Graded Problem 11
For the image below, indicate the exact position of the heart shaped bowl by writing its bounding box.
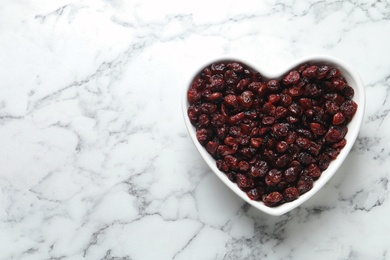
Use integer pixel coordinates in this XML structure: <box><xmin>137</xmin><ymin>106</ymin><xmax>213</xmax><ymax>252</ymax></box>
<box><xmin>182</xmin><ymin>55</ymin><xmax>365</xmax><ymax>216</ymax></box>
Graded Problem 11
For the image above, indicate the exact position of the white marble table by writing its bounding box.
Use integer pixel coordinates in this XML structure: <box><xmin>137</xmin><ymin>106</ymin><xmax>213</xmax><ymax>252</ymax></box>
<box><xmin>1</xmin><ymin>1</ymin><xmax>389</xmax><ymax>259</ymax></box>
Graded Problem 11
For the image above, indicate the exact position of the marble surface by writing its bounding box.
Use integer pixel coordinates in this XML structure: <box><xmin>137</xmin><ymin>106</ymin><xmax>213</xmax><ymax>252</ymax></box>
<box><xmin>1</xmin><ymin>0</ymin><xmax>390</xmax><ymax>259</ymax></box>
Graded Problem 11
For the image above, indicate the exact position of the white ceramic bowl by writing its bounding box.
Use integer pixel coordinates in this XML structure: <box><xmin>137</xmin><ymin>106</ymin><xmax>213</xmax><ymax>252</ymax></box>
<box><xmin>182</xmin><ymin>55</ymin><xmax>365</xmax><ymax>216</ymax></box>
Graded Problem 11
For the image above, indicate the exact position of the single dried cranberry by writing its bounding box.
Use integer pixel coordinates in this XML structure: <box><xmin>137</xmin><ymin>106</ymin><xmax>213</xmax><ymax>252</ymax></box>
<box><xmin>325</xmin><ymin>101</ymin><xmax>339</xmax><ymax>115</ymax></box>
<box><xmin>332</xmin><ymin>139</ymin><xmax>347</xmax><ymax>149</ymax></box>
<box><xmin>272</xmin><ymin>123</ymin><xmax>289</xmax><ymax>137</ymax></box>
<box><xmin>248</xmin><ymin>82</ymin><xmax>261</xmax><ymax>93</ymax></box>
<box><xmin>302</xmin><ymin>65</ymin><xmax>318</xmax><ymax>78</ymax></box>
<box><xmin>236</xmin><ymin>174</ymin><xmax>255</xmax><ymax>190</ymax></box>
<box><xmin>263</xmin><ymin>102</ymin><xmax>276</xmax><ymax>116</ymax></box>
<box><xmin>299</xmin><ymin>98</ymin><xmax>313</xmax><ymax>109</ymax></box>
<box><xmin>263</xmin><ymin>192</ymin><xmax>283</xmax><ymax>207</ymax></box>
<box><xmin>216</xmin><ymin>125</ymin><xmax>228</xmax><ymax>140</ymax></box>
<box><xmin>275</xmin><ymin>154</ymin><xmax>291</xmax><ymax>168</ymax></box>
<box><xmin>187</xmin><ymin>88</ymin><xmax>201</xmax><ymax>104</ymax></box>
<box><xmin>310</xmin><ymin>123</ymin><xmax>327</xmax><ymax>135</ymax></box>
<box><xmin>332</xmin><ymin>77</ymin><xmax>346</xmax><ymax>90</ymax></box>
<box><xmin>317</xmin><ymin>65</ymin><xmax>329</xmax><ymax>79</ymax></box>
<box><xmin>206</xmin><ymin>141</ymin><xmax>219</xmax><ymax>156</ymax></box>
<box><xmin>210</xmin><ymin>75</ymin><xmax>225</xmax><ymax>91</ymax></box>
<box><xmin>285</xmin><ymin>131</ymin><xmax>297</xmax><ymax>144</ymax></box>
<box><xmin>239</xmin><ymin>91</ymin><xmax>254</xmax><ymax>108</ymax></box>
<box><xmin>283</xmin><ymin>70</ymin><xmax>300</xmax><ymax>85</ymax></box>
<box><xmin>297</xmin><ymin>176</ymin><xmax>314</xmax><ymax>195</ymax></box>
<box><xmin>198</xmin><ymin>114</ymin><xmax>210</xmax><ymax>128</ymax></box>
<box><xmin>257</xmin><ymin>82</ymin><xmax>268</xmax><ymax>97</ymax></box>
<box><xmin>288</xmin><ymin>103</ymin><xmax>302</xmax><ymax>116</ymax></box>
<box><xmin>187</xmin><ymin>105</ymin><xmax>199</xmax><ymax>124</ymax></box>
<box><xmin>343</xmin><ymin>86</ymin><xmax>354</xmax><ymax>99</ymax></box>
<box><xmin>296</xmin><ymin>129</ymin><xmax>313</xmax><ymax>139</ymax></box>
<box><xmin>276</xmin><ymin>141</ymin><xmax>288</xmax><ymax>153</ymax></box>
<box><xmin>211</xmin><ymin>114</ymin><xmax>226</xmax><ymax>128</ymax></box>
<box><xmin>317</xmin><ymin>154</ymin><xmax>331</xmax><ymax>171</ymax></box>
<box><xmin>200</xmin><ymin>103</ymin><xmax>217</xmax><ymax>114</ymax></box>
<box><xmin>227</xmin><ymin>62</ymin><xmax>244</xmax><ymax>73</ymax></box>
<box><xmin>216</xmin><ymin>159</ymin><xmax>229</xmax><ymax>172</ymax></box>
<box><xmin>340</xmin><ymin>100</ymin><xmax>358</xmax><ymax>119</ymax></box>
<box><xmin>196</xmin><ymin>128</ymin><xmax>210</xmax><ymax>144</ymax></box>
<box><xmin>262</xmin><ymin>116</ymin><xmax>276</xmax><ymax>125</ymax></box>
<box><xmin>280</xmin><ymin>94</ymin><xmax>293</xmax><ymax>107</ymax></box>
<box><xmin>211</xmin><ymin>63</ymin><xmax>226</xmax><ymax>74</ymax></box>
<box><xmin>308</xmin><ymin>141</ymin><xmax>321</xmax><ymax>156</ymax></box>
<box><xmin>224</xmin><ymin>94</ymin><xmax>238</xmax><ymax>107</ymax></box>
<box><xmin>307</xmin><ymin>164</ymin><xmax>321</xmax><ymax>179</ymax></box>
<box><xmin>296</xmin><ymin>137</ymin><xmax>310</xmax><ymax>149</ymax></box>
<box><xmin>224</xmin><ymin>70</ymin><xmax>239</xmax><ymax>85</ymax></box>
<box><xmin>283</xmin><ymin>187</ymin><xmax>299</xmax><ymax>202</ymax></box>
<box><xmin>250</xmin><ymin>137</ymin><xmax>263</xmax><ymax>148</ymax></box>
<box><xmin>284</xmin><ymin>167</ymin><xmax>300</xmax><ymax>182</ymax></box>
<box><xmin>224</xmin><ymin>155</ymin><xmax>239</xmax><ymax>170</ymax></box>
<box><xmin>217</xmin><ymin>145</ymin><xmax>234</xmax><ymax>157</ymax></box>
<box><xmin>325</xmin><ymin>126</ymin><xmax>347</xmax><ymax>143</ymax></box>
<box><xmin>265</xmin><ymin>169</ymin><xmax>282</xmax><ymax>186</ymax></box>
<box><xmin>267</xmin><ymin>80</ymin><xmax>280</xmax><ymax>92</ymax></box>
<box><xmin>207</xmin><ymin>92</ymin><xmax>223</xmax><ymax>103</ymax></box>
<box><xmin>275</xmin><ymin>106</ymin><xmax>288</xmax><ymax>119</ymax></box>
<box><xmin>289</xmin><ymin>87</ymin><xmax>304</xmax><ymax>97</ymax></box>
<box><xmin>332</xmin><ymin>112</ymin><xmax>345</xmax><ymax>125</ymax></box>
<box><xmin>229</xmin><ymin>112</ymin><xmax>245</xmax><ymax>125</ymax></box>
<box><xmin>326</xmin><ymin>148</ymin><xmax>340</xmax><ymax>159</ymax></box>
<box><xmin>268</xmin><ymin>94</ymin><xmax>280</xmax><ymax>104</ymax></box>
<box><xmin>327</xmin><ymin>68</ymin><xmax>340</xmax><ymax>79</ymax></box>
<box><xmin>238</xmin><ymin>161</ymin><xmax>250</xmax><ymax>172</ymax></box>
<box><xmin>298</xmin><ymin>152</ymin><xmax>315</xmax><ymax>165</ymax></box>
<box><xmin>286</xmin><ymin>116</ymin><xmax>299</xmax><ymax>124</ymax></box>
<box><xmin>246</xmin><ymin>187</ymin><xmax>264</xmax><ymax>201</ymax></box>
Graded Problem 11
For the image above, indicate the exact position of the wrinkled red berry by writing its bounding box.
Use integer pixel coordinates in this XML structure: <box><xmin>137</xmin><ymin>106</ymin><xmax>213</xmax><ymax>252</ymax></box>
<box><xmin>283</xmin><ymin>187</ymin><xmax>299</xmax><ymax>202</ymax></box>
<box><xmin>263</xmin><ymin>192</ymin><xmax>283</xmax><ymax>207</ymax></box>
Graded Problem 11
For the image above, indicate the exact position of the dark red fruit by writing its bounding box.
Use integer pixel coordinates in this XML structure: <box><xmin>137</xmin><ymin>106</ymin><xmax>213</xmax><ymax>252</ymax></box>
<box><xmin>263</xmin><ymin>192</ymin><xmax>283</xmax><ymax>207</ymax></box>
<box><xmin>283</xmin><ymin>70</ymin><xmax>300</xmax><ymax>85</ymax></box>
<box><xmin>283</xmin><ymin>187</ymin><xmax>299</xmax><ymax>202</ymax></box>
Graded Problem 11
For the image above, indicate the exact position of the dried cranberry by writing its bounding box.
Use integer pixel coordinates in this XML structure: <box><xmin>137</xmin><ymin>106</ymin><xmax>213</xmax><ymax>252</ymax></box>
<box><xmin>310</xmin><ymin>123</ymin><xmax>327</xmax><ymax>136</ymax></box>
<box><xmin>340</xmin><ymin>100</ymin><xmax>358</xmax><ymax>119</ymax></box>
<box><xmin>272</xmin><ymin>123</ymin><xmax>289</xmax><ymax>137</ymax></box>
<box><xmin>196</xmin><ymin>128</ymin><xmax>210</xmax><ymax>144</ymax></box>
<box><xmin>206</xmin><ymin>141</ymin><xmax>219</xmax><ymax>156</ymax></box>
<box><xmin>246</xmin><ymin>187</ymin><xmax>264</xmax><ymax>201</ymax></box>
<box><xmin>263</xmin><ymin>192</ymin><xmax>283</xmax><ymax>207</ymax></box>
<box><xmin>302</xmin><ymin>65</ymin><xmax>318</xmax><ymax>78</ymax></box>
<box><xmin>284</xmin><ymin>167</ymin><xmax>300</xmax><ymax>182</ymax></box>
<box><xmin>307</xmin><ymin>164</ymin><xmax>321</xmax><ymax>179</ymax></box>
<box><xmin>283</xmin><ymin>70</ymin><xmax>300</xmax><ymax>85</ymax></box>
<box><xmin>297</xmin><ymin>176</ymin><xmax>314</xmax><ymax>194</ymax></box>
<box><xmin>275</xmin><ymin>106</ymin><xmax>288</xmax><ymax>119</ymax></box>
<box><xmin>332</xmin><ymin>112</ymin><xmax>345</xmax><ymax>125</ymax></box>
<box><xmin>283</xmin><ymin>187</ymin><xmax>299</xmax><ymax>202</ymax></box>
<box><xmin>267</xmin><ymin>80</ymin><xmax>280</xmax><ymax>92</ymax></box>
<box><xmin>276</xmin><ymin>141</ymin><xmax>288</xmax><ymax>153</ymax></box>
<box><xmin>236</xmin><ymin>174</ymin><xmax>254</xmax><ymax>190</ymax></box>
<box><xmin>239</xmin><ymin>91</ymin><xmax>254</xmax><ymax>108</ymax></box>
<box><xmin>238</xmin><ymin>161</ymin><xmax>250</xmax><ymax>172</ymax></box>
<box><xmin>187</xmin><ymin>88</ymin><xmax>201</xmax><ymax>104</ymax></box>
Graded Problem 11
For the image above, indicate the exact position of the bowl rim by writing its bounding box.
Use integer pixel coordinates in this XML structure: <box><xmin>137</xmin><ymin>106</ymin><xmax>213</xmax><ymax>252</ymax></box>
<box><xmin>182</xmin><ymin>54</ymin><xmax>366</xmax><ymax>216</ymax></box>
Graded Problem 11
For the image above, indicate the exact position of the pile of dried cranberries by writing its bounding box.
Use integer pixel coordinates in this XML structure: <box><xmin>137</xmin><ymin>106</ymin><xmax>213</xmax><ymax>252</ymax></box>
<box><xmin>187</xmin><ymin>61</ymin><xmax>357</xmax><ymax>207</ymax></box>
